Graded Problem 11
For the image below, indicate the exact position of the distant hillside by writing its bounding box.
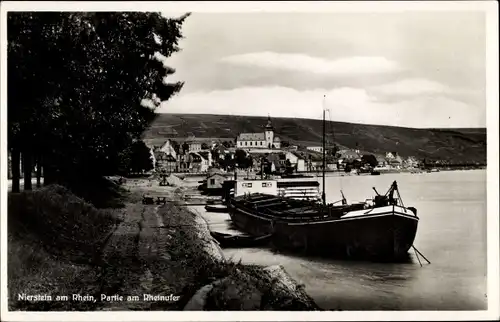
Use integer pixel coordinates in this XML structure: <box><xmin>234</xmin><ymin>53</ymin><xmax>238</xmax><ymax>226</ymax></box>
<box><xmin>142</xmin><ymin>113</ymin><xmax>486</xmax><ymax>163</ymax></box>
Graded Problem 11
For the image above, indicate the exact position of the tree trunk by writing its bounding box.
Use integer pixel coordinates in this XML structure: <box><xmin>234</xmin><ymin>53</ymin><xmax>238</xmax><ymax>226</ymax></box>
<box><xmin>11</xmin><ymin>148</ymin><xmax>21</xmax><ymax>193</ymax></box>
<box><xmin>36</xmin><ymin>154</ymin><xmax>42</xmax><ymax>188</ymax></box>
<box><xmin>23</xmin><ymin>151</ymin><xmax>33</xmax><ymax>191</ymax></box>
<box><xmin>42</xmin><ymin>157</ymin><xmax>55</xmax><ymax>185</ymax></box>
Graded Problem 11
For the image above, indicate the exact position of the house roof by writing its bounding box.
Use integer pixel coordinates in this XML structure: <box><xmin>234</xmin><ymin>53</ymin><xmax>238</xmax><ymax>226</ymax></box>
<box><xmin>189</xmin><ymin>152</ymin><xmax>202</xmax><ymax>161</ymax></box>
<box><xmin>339</xmin><ymin>150</ymin><xmax>360</xmax><ymax>159</ymax></box>
<box><xmin>304</xmin><ymin>152</ymin><xmax>323</xmax><ymax>162</ymax></box>
<box><xmin>237</xmin><ymin>132</ymin><xmax>265</xmax><ymax>141</ymax></box>
<box><xmin>207</xmin><ymin>173</ymin><xmax>225</xmax><ymax>179</ymax></box>
<box><xmin>287</xmin><ymin>151</ymin><xmax>305</xmax><ymax>160</ymax></box>
<box><xmin>266</xmin><ymin>153</ymin><xmax>285</xmax><ymax>164</ymax></box>
<box><xmin>154</xmin><ymin>151</ymin><xmax>175</xmax><ymax>161</ymax></box>
<box><xmin>198</xmin><ymin>151</ymin><xmax>210</xmax><ymax>160</ymax></box>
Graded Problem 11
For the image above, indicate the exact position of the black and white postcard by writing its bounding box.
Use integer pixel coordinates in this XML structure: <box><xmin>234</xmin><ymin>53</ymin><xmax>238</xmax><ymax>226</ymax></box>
<box><xmin>1</xmin><ymin>1</ymin><xmax>498</xmax><ymax>321</ymax></box>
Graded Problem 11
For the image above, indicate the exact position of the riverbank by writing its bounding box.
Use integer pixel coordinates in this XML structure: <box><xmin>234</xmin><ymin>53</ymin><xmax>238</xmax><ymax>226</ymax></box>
<box><xmin>7</xmin><ymin>178</ymin><xmax>319</xmax><ymax>311</ymax></box>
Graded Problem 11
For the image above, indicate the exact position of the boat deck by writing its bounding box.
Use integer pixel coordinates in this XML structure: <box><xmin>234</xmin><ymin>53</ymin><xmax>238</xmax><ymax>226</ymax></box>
<box><xmin>233</xmin><ymin>193</ymin><xmax>364</xmax><ymax>220</ymax></box>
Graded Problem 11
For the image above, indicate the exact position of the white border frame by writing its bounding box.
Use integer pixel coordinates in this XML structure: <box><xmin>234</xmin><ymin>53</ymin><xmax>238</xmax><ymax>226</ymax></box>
<box><xmin>1</xmin><ymin>1</ymin><xmax>498</xmax><ymax>321</ymax></box>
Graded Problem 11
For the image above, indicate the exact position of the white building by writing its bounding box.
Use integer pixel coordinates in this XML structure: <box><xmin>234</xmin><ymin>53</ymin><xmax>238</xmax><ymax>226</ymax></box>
<box><xmin>236</xmin><ymin>116</ymin><xmax>281</xmax><ymax>149</ymax></box>
<box><xmin>306</xmin><ymin>146</ymin><xmax>323</xmax><ymax>153</ymax></box>
<box><xmin>285</xmin><ymin>151</ymin><xmax>306</xmax><ymax>172</ymax></box>
<box><xmin>198</xmin><ymin>151</ymin><xmax>211</xmax><ymax>172</ymax></box>
<box><xmin>234</xmin><ymin>179</ymin><xmax>278</xmax><ymax>197</ymax></box>
<box><xmin>386</xmin><ymin>151</ymin><xmax>398</xmax><ymax>159</ymax></box>
<box><xmin>186</xmin><ymin>135</ymin><xmax>202</xmax><ymax>152</ymax></box>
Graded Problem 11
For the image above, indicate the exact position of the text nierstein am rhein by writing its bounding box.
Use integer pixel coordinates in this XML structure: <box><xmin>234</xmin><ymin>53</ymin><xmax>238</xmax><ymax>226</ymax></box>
<box><xmin>17</xmin><ymin>293</ymin><xmax>180</xmax><ymax>303</ymax></box>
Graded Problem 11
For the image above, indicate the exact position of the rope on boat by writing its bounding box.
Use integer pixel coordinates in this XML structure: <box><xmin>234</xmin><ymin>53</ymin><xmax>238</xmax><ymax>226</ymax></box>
<box><xmin>395</xmin><ymin>186</ymin><xmax>407</xmax><ymax>213</ymax></box>
<box><xmin>412</xmin><ymin>245</ymin><xmax>431</xmax><ymax>266</ymax></box>
<box><xmin>413</xmin><ymin>247</ymin><xmax>423</xmax><ymax>267</ymax></box>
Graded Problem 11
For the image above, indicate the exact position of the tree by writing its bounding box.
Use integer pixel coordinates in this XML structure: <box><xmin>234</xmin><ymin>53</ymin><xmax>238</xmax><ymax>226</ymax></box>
<box><xmin>128</xmin><ymin>141</ymin><xmax>154</xmax><ymax>174</ymax></box>
<box><xmin>8</xmin><ymin>12</ymin><xmax>189</xmax><ymax>193</ymax></box>
<box><xmin>361</xmin><ymin>154</ymin><xmax>378</xmax><ymax>168</ymax></box>
<box><xmin>182</xmin><ymin>142</ymin><xmax>190</xmax><ymax>154</ymax></box>
<box><xmin>234</xmin><ymin>149</ymin><xmax>247</xmax><ymax>169</ymax></box>
<box><xmin>222</xmin><ymin>141</ymin><xmax>230</xmax><ymax>148</ymax></box>
<box><xmin>201</xmin><ymin>142</ymin><xmax>209</xmax><ymax>150</ymax></box>
<box><xmin>352</xmin><ymin>159</ymin><xmax>362</xmax><ymax>169</ymax></box>
<box><xmin>220</xmin><ymin>153</ymin><xmax>234</xmax><ymax>171</ymax></box>
<box><xmin>210</xmin><ymin>149</ymin><xmax>219</xmax><ymax>163</ymax></box>
<box><xmin>329</xmin><ymin>145</ymin><xmax>341</xmax><ymax>159</ymax></box>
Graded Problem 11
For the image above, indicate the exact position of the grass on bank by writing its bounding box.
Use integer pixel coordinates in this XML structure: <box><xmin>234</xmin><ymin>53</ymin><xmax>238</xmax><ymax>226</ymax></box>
<box><xmin>8</xmin><ymin>184</ymin><xmax>122</xmax><ymax>310</ymax></box>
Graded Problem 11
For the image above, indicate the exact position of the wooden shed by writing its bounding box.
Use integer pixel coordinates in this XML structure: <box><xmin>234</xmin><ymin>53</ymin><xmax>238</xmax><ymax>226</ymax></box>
<box><xmin>207</xmin><ymin>173</ymin><xmax>225</xmax><ymax>190</ymax></box>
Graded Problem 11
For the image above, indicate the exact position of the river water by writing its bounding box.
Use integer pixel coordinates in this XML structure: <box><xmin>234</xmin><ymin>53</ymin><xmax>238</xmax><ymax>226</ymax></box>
<box><xmin>189</xmin><ymin>170</ymin><xmax>487</xmax><ymax>310</ymax></box>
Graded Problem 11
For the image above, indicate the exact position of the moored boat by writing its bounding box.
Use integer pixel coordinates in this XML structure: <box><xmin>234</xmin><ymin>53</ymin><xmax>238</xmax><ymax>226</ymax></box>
<box><xmin>224</xmin><ymin>94</ymin><xmax>420</xmax><ymax>262</ymax></box>
<box><xmin>226</xmin><ymin>180</ymin><xmax>419</xmax><ymax>261</ymax></box>
<box><xmin>205</xmin><ymin>204</ymin><xmax>228</xmax><ymax>213</ymax></box>
<box><xmin>210</xmin><ymin>231</ymin><xmax>272</xmax><ymax>248</ymax></box>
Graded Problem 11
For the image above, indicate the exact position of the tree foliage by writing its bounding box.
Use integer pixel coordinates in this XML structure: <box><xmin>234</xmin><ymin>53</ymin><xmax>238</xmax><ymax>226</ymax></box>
<box><xmin>8</xmin><ymin>12</ymin><xmax>189</xmax><ymax>192</ymax></box>
<box><xmin>218</xmin><ymin>153</ymin><xmax>234</xmax><ymax>171</ymax></box>
<box><xmin>127</xmin><ymin>141</ymin><xmax>154</xmax><ymax>174</ymax></box>
<box><xmin>361</xmin><ymin>154</ymin><xmax>378</xmax><ymax>168</ymax></box>
<box><xmin>234</xmin><ymin>149</ymin><xmax>253</xmax><ymax>169</ymax></box>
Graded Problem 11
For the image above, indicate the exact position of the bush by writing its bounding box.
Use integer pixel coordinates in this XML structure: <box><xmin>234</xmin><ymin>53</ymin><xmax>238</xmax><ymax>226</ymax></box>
<box><xmin>8</xmin><ymin>185</ymin><xmax>121</xmax><ymax>264</ymax></box>
<box><xmin>8</xmin><ymin>185</ymin><xmax>121</xmax><ymax>310</ymax></box>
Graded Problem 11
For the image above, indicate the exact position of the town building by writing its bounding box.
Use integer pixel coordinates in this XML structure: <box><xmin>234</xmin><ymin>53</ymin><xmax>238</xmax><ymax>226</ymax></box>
<box><xmin>177</xmin><ymin>153</ymin><xmax>191</xmax><ymax>173</ymax></box>
<box><xmin>385</xmin><ymin>153</ymin><xmax>403</xmax><ymax>169</ymax></box>
<box><xmin>338</xmin><ymin>149</ymin><xmax>361</xmax><ymax>160</ymax></box>
<box><xmin>376</xmin><ymin>155</ymin><xmax>387</xmax><ymax>168</ymax></box>
<box><xmin>159</xmin><ymin>139</ymin><xmax>178</xmax><ymax>159</ymax></box>
<box><xmin>404</xmin><ymin>156</ymin><xmax>420</xmax><ymax>168</ymax></box>
<box><xmin>197</xmin><ymin>151</ymin><xmax>211</xmax><ymax>172</ymax></box>
<box><xmin>236</xmin><ymin>116</ymin><xmax>281</xmax><ymax>149</ymax></box>
<box><xmin>154</xmin><ymin>151</ymin><xmax>177</xmax><ymax>173</ymax></box>
<box><xmin>306</xmin><ymin>146</ymin><xmax>323</xmax><ymax>153</ymax></box>
<box><xmin>206</xmin><ymin>173</ymin><xmax>226</xmax><ymax>190</ymax></box>
<box><xmin>186</xmin><ymin>135</ymin><xmax>202</xmax><ymax>152</ymax></box>
<box><xmin>385</xmin><ymin>152</ymin><xmax>398</xmax><ymax>159</ymax></box>
<box><xmin>285</xmin><ymin>151</ymin><xmax>306</xmax><ymax>172</ymax></box>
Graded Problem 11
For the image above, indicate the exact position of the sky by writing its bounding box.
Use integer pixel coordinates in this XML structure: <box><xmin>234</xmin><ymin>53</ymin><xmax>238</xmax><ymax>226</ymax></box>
<box><xmin>157</xmin><ymin>11</ymin><xmax>486</xmax><ymax>128</ymax></box>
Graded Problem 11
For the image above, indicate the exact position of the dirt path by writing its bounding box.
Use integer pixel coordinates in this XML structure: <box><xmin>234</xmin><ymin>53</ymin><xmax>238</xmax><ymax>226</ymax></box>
<box><xmin>96</xmin><ymin>176</ymin><xmax>211</xmax><ymax>311</ymax></box>
<box><xmin>98</xmin><ymin>200</ymin><xmax>185</xmax><ymax>311</ymax></box>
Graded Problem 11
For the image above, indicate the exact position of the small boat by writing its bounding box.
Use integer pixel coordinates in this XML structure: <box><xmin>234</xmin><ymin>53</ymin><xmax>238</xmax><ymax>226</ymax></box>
<box><xmin>205</xmin><ymin>204</ymin><xmax>228</xmax><ymax>213</ymax></box>
<box><xmin>210</xmin><ymin>231</ymin><xmax>272</xmax><ymax>248</ymax></box>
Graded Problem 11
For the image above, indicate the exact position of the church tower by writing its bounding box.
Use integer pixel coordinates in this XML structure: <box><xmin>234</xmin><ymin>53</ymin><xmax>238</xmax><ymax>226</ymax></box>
<box><xmin>265</xmin><ymin>115</ymin><xmax>274</xmax><ymax>149</ymax></box>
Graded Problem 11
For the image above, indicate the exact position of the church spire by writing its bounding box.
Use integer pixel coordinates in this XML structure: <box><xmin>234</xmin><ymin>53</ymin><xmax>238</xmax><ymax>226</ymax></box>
<box><xmin>265</xmin><ymin>114</ymin><xmax>273</xmax><ymax>130</ymax></box>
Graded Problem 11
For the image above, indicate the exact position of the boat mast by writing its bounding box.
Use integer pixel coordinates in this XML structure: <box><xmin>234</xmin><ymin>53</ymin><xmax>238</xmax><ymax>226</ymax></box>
<box><xmin>322</xmin><ymin>95</ymin><xmax>326</xmax><ymax>206</ymax></box>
